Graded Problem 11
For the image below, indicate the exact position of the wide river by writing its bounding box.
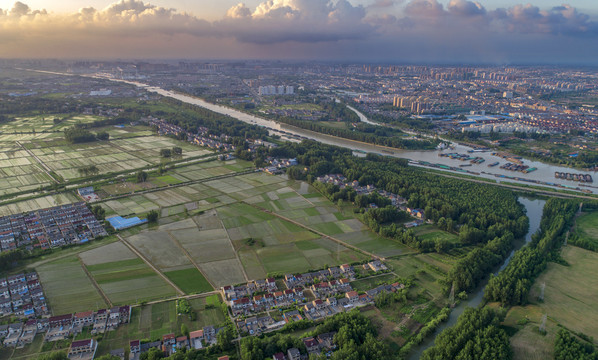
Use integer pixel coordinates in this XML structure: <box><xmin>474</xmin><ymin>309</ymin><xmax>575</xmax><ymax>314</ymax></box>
<box><xmin>109</xmin><ymin>79</ymin><xmax>597</xmax><ymax>195</ymax></box>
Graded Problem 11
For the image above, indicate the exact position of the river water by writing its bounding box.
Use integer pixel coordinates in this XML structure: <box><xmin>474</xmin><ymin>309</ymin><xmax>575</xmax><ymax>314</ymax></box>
<box><xmin>407</xmin><ymin>197</ymin><xmax>546</xmax><ymax>359</ymax></box>
<box><xmin>101</xmin><ymin>78</ymin><xmax>597</xmax><ymax>195</ymax></box>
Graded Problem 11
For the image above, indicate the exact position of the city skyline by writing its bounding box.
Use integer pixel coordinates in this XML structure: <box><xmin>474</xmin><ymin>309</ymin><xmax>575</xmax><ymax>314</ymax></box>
<box><xmin>0</xmin><ymin>0</ymin><xmax>597</xmax><ymax>64</ymax></box>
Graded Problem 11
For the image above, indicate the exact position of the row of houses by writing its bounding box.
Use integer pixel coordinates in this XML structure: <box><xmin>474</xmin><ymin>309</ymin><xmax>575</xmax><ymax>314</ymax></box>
<box><xmin>226</xmin><ymin>261</ymin><xmax>390</xmax><ymax>317</ymax></box>
<box><xmin>127</xmin><ymin>325</ymin><xmax>219</xmax><ymax>360</ymax></box>
<box><xmin>142</xmin><ymin>116</ymin><xmax>235</xmax><ymax>152</ymax></box>
<box><xmin>0</xmin><ymin>306</ymin><xmax>131</xmax><ymax>348</ymax></box>
<box><xmin>0</xmin><ymin>271</ymin><xmax>49</xmax><ymax>318</ymax></box>
<box><xmin>236</xmin><ymin>280</ymin><xmax>404</xmax><ymax>337</ymax></box>
<box><xmin>316</xmin><ymin>174</ymin><xmax>426</xmax><ymax>220</ymax></box>
<box><xmin>283</xmin><ymin>263</ymin><xmax>357</xmax><ymax>289</ymax></box>
<box><xmin>221</xmin><ymin>277</ymin><xmax>277</xmax><ymax>301</ymax></box>
<box><xmin>0</xmin><ymin>202</ymin><xmax>107</xmax><ymax>253</ymax></box>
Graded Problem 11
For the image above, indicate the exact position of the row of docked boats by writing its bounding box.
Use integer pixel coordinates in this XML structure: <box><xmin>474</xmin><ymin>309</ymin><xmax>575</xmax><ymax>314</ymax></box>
<box><xmin>555</xmin><ymin>172</ymin><xmax>593</xmax><ymax>183</ymax></box>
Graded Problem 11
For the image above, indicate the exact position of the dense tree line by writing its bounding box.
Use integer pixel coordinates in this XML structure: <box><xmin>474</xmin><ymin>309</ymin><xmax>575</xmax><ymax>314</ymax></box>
<box><xmin>63</xmin><ymin>126</ymin><xmax>97</xmax><ymax>143</ymax></box>
<box><xmin>265</xmin><ymin>112</ymin><xmax>438</xmax><ymax>150</ymax></box>
<box><xmin>484</xmin><ymin>198</ymin><xmax>581</xmax><ymax>305</ymax></box>
<box><xmin>421</xmin><ymin>307</ymin><xmax>512</xmax><ymax>360</ymax></box>
<box><xmin>554</xmin><ymin>329</ymin><xmax>598</xmax><ymax>360</ymax></box>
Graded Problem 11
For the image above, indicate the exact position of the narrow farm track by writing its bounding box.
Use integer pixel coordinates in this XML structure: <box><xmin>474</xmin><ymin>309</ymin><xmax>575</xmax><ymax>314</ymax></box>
<box><xmin>243</xmin><ymin>201</ymin><xmax>382</xmax><ymax>260</ymax></box>
<box><xmin>166</xmin><ymin>231</ymin><xmax>217</xmax><ymax>289</ymax></box>
<box><xmin>116</xmin><ymin>234</ymin><xmax>185</xmax><ymax>296</ymax></box>
<box><xmin>77</xmin><ymin>256</ymin><xmax>112</xmax><ymax>308</ymax></box>
<box><xmin>16</xmin><ymin>140</ymin><xmax>59</xmax><ymax>183</ymax></box>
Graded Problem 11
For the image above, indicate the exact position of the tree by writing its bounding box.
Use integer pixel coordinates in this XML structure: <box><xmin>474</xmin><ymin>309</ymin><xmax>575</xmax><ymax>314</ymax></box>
<box><xmin>140</xmin><ymin>347</ymin><xmax>164</xmax><ymax>360</ymax></box>
<box><xmin>147</xmin><ymin>210</ymin><xmax>159</xmax><ymax>223</ymax></box>
<box><xmin>137</xmin><ymin>170</ymin><xmax>148</xmax><ymax>183</ymax></box>
<box><xmin>96</xmin><ymin>131</ymin><xmax>110</xmax><ymax>140</ymax></box>
<box><xmin>160</xmin><ymin>148</ymin><xmax>172</xmax><ymax>158</ymax></box>
<box><xmin>172</xmin><ymin>146</ymin><xmax>183</xmax><ymax>155</ymax></box>
<box><xmin>181</xmin><ymin>323</ymin><xmax>189</xmax><ymax>338</ymax></box>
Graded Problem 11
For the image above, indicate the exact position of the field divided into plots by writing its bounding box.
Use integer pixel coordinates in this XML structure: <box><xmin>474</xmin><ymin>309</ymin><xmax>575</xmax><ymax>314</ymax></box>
<box><xmin>112</xmin><ymin>171</ymin><xmax>410</xmax><ymax>289</ymax></box>
<box><xmin>26</xmin><ymin>136</ymin><xmax>212</xmax><ymax>180</ymax></box>
<box><xmin>0</xmin><ymin>142</ymin><xmax>53</xmax><ymax>196</ymax></box>
<box><xmin>36</xmin><ymin>257</ymin><xmax>108</xmax><ymax>315</ymax></box>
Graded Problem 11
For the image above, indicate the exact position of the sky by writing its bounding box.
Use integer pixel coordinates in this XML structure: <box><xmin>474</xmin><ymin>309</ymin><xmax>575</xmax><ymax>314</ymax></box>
<box><xmin>0</xmin><ymin>0</ymin><xmax>597</xmax><ymax>64</ymax></box>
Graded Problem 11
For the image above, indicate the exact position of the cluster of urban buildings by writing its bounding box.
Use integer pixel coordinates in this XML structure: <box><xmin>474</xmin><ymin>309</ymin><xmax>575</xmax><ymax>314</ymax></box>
<box><xmin>0</xmin><ymin>272</ymin><xmax>48</xmax><ymax>318</ymax></box>
<box><xmin>0</xmin><ymin>305</ymin><xmax>130</xmax><ymax>349</ymax></box>
<box><xmin>0</xmin><ymin>202</ymin><xmax>107</xmax><ymax>253</ymax></box>
<box><xmin>142</xmin><ymin>116</ymin><xmax>236</xmax><ymax>152</ymax></box>
<box><xmin>258</xmin><ymin>85</ymin><xmax>295</xmax><ymax>96</ymax></box>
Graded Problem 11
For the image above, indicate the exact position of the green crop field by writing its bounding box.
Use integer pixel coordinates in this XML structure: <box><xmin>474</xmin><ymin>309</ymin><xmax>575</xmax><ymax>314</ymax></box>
<box><xmin>87</xmin><ymin>258</ymin><xmax>177</xmax><ymax>304</ymax></box>
<box><xmin>414</xmin><ymin>225</ymin><xmax>459</xmax><ymax>243</ymax></box>
<box><xmin>36</xmin><ymin>257</ymin><xmax>107</xmax><ymax>315</ymax></box>
<box><xmin>164</xmin><ymin>267</ymin><xmax>213</xmax><ymax>294</ymax></box>
<box><xmin>572</xmin><ymin>210</ymin><xmax>598</xmax><ymax>249</ymax></box>
<box><xmin>527</xmin><ymin>246</ymin><xmax>598</xmax><ymax>338</ymax></box>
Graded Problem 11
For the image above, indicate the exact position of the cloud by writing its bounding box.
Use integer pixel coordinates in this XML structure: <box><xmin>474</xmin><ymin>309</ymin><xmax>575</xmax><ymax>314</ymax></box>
<box><xmin>368</xmin><ymin>0</ymin><xmax>398</xmax><ymax>9</ymax></box>
<box><xmin>0</xmin><ymin>0</ymin><xmax>596</xmax><ymax>63</ymax></box>
<box><xmin>219</xmin><ymin>0</ymin><xmax>373</xmax><ymax>44</ymax></box>
<box><xmin>447</xmin><ymin>0</ymin><xmax>485</xmax><ymax>17</ymax></box>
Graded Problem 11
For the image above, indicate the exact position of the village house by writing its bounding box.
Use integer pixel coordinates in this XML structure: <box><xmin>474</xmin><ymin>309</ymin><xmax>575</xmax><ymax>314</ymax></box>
<box><xmin>68</xmin><ymin>338</ymin><xmax>97</xmax><ymax>360</ymax></box>
<box><xmin>189</xmin><ymin>330</ymin><xmax>204</xmax><ymax>349</ymax></box>
<box><xmin>287</xmin><ymin>348</ymin><xmax>301</xmax><ymax>360</ymax></box>
<box><xmin>303</xmin><ymin>337</ymin><xmax>320</xmax><ymax>354</ymax></box>
<box><xmin>3</xmin><ymin>323</ymin><xmax>23</xmax><ymax>347</ymax></box>
<box><xmin>129</xmin><ymin>340</ymin><xmax>141</xmax><ymax>354</ymax></box>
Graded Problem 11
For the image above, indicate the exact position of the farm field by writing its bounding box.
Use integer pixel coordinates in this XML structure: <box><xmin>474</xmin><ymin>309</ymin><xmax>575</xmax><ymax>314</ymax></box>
<box><xmin>572</xmin><ymin>210</ymin><xmax>598</xmax><ymax>249</ymax></box>
<box><xmin>385</xmin><ymin>253</ymin><xmax>457</xmax><ymax>300</ymax></box>
<box><xmin>0</xmin><ymin>192</ymin><xmax>80</xmax><ymax>217</ymax></box>
<box><xmin>86</xmin><ymin>258</ymin><xmax>177</xmax><ymax>305</ymax></box>
<box><xmin>25</xmin><ymin>135</ymin><xmax>212</xmax><ymax>180</ymax></box>
<box><xmin>164</xmin><ymin>267</ymin><xmax>213</xmax><ymax>294</ymax></box>
<box><xmin>526</xmin><ymin>246</ymin><xmax>598</xmax><ymax>338</ymax></box>
<box><xmin>503</xmin><ymin>305</ymin><xmax>557</xmax><ymax>360</ymax></box>
<box><xmin>0</xmin><ymin>142</ymin><xmax>54</xmax><ymax>197</ymax></box>
<box><xmin>35</xmin><ymin>257</ymin><xmax>107</xmax><ymax>315</ymax></box>
<box><xmin>95</xmin><ymin>295</ymin><xmax>226</xmax><ymax>356</ymax></box>
<box><xmin>105</xmin><ymin>171</ymin><xmax>420</xmax><ymax>288</ymax></box>
<box><xmin>413</xmin><ymin>225</ymin><xmax>459</xmax><ymax>244</ymax></box>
